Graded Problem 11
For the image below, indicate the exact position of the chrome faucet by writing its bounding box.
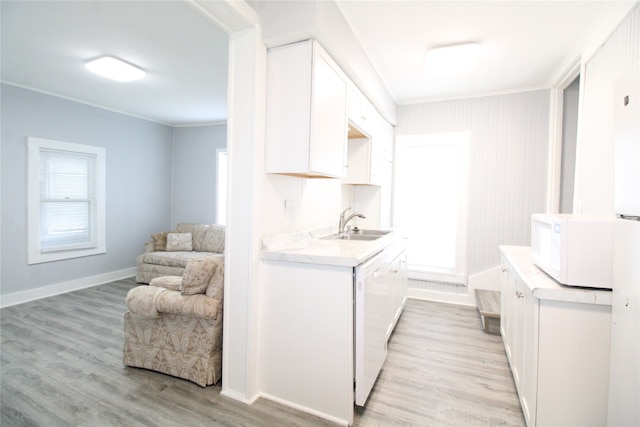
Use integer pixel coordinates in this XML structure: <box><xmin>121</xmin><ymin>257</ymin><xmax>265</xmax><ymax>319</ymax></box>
<box><xmin>339</xmin><ymin>207</ymin><xmax>366</xmax><ymax>234</ymax></box>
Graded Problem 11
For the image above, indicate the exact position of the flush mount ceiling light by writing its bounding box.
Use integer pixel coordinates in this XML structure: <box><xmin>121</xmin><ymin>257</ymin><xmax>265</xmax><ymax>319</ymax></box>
<box><xmin>85</xmin><ymin>56</ymin><xmax>146</xmax><ymax>82</ymax></box>
<box><xmin>425</xmin><ymin>42</ymin><xmax>481</xmax><ymax>74</ymax></box>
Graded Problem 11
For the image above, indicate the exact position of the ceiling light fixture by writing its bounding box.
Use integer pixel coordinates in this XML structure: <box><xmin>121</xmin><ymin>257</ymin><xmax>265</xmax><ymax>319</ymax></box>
<box><xmin>85</xmin><ymin>56</ymin><xmax>146</xmax><ymax>82</ymax></box>
<box><xmin>425</xmin><ymin>42</ymin><xmax>481</xmax><ymax>74</ymax></box>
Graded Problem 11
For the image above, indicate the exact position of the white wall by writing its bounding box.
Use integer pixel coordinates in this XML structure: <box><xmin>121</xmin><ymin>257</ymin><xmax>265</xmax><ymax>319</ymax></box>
<box><xmin>261</xmin><ymin>174</ymin><xmax>343</xmax><ymax>236</ymax></box>
<box><xmin>573</xmin><ymin>5</ymin><xmax>640</xmax><ymax>215</ymax></box>
<box><xmin>397</xmin><ymin>90</ymin><xmax>550</xmax><ymax>278</ymax></box>
<box><xmin>0</xmin><ymin>84</ymin><xmax>174</xmax><ymax>299</ymax></box>
<box><xmin>171</xmin><ymin>124</ymin><xmax>227</xmax><ymax>226</ymax></box>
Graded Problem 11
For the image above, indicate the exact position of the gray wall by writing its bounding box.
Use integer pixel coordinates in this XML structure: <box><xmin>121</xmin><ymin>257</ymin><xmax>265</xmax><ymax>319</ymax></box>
<box><xmin>172</xmin><ymin>125</ymin><xmax>227</xmax><ymax>227</ymax></box>
<box><xmin>397</xmin><ymin>90</ymin><xmax>550</xmax><ymax>275</ymax></box>
<box><xmin>1</xmin><ymin>84</ymin><xmax>175</xmax><ymax>295</ymax></box>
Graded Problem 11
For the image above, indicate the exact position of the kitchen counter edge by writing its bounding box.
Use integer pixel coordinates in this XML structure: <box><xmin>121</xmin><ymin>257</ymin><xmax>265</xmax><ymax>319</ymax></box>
<box><xmin>261</xmin><ymin>228</ymin><xmax>406</xmax><ymax>267</ymax></box>
<box><xmin>499</xmin><ymin>245</ymin><xmax>612</xmax><ymax>306</ymax></box>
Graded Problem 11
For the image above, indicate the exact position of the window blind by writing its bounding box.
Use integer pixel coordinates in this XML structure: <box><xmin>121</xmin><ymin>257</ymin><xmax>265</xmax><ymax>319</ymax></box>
<box><xmin>39</xmin><ymin>149</ymin><xmax>96</xmax><ymax>251</ymax></box>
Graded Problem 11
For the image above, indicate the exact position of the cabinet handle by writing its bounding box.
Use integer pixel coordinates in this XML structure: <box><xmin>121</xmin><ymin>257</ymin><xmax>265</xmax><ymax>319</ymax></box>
<box><xmin>515</xmin><ymin>291</ymin><xmax>524</xmax><ymax>299</ymax></box>
<box><xmin>502</xmin><ymin>268</ymin><xmax>509</xmax><ymax>273</ymax></box>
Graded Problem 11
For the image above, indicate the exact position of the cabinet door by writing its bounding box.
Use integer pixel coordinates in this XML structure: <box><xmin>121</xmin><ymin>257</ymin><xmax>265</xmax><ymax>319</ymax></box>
<box><xmin>355</xmin><ymin>261</ymin><xmax>390</xmax><ymax>406</ymax></box>
<box><xmin>519</xmin><ymin>279</ymin><xmax>538</xmax><ymax>426</ymax></box>
<box><xmin>309</xmin><ymin>46</ymin><xmax>349</xmax><ymax>177</ymax></box>
<box><xmin>511</xmin><ymin>276</ymin><xmax>525</xmax><ymax>390</ymax></box>
<box><xmin>388</xmin><ymin>250</ymin><xmax>407</xmax><ymax>338</ymax></box>
<box><xmin>265</xmin><ymin>41</ymin><xmax>313</xmax><ymax>175</ymax></box>
<box><xmin>343</xmin><ymin>137</ymin><xmax>372</xmax><ymax>184</ymax></box>
<box><xmin>349</xmin><ymin>87</ymin><xmax>363</xmax><ymax>126</ymax></box>
<box><xmin>378</xmin><ymin>161</ymin><xmax>393</xmax><ymax>228</ymax></box>
<box><xmin>349</xmin><ymin>86</ymin><xmax>374</xmax><ymax>132</ymax></box>
<box><xmin>265</xmin><ymin>40</ymin><xmax>348</xmax><ymax>178</ymax></box>
<box><xmin>500</xmin><ymin>258</ymin><xmax>514</xmax><ymax>359</ymax></box>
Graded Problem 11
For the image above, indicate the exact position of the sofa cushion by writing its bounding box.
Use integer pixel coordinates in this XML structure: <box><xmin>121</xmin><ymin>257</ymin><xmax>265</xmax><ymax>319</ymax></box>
<box><xmin>182</xmin><ymin>257</ymin><xmax>217</xmax><ymax>295</ymax></box>
<box><xmin>176</xmin><ymin>223</ymin><xmax>224</xmax><ymax>253</ymax></box>
<box><xmin>201</xmin><ymin>225</ymin><xmax>225</xmax><ymax>253</ymax></box>
<box><xmin>151</xmin><ymin>231</ymin><xmax>169</xmax><ymax>251</ymax></box>
<box><xmin>166</xmin><ymin>232</ymin><xmax>193</xmax><ymax>251</ymax></box>
<box><xmin>138</xmin><ymin>251</ymin><xmax>212</xmax><ymax>268</ymax></box>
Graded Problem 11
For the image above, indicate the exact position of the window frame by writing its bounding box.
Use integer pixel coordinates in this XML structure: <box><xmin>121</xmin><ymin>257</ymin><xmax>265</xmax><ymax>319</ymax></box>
<box><xmin>216</xmin><ymin>148</ymin><xmax>227</xmax><ymax>226</ymax></box>
<box><xmin>27</xmin><ymin>137</ymin><xmax>106</xmax><ymax>264</ymax></box>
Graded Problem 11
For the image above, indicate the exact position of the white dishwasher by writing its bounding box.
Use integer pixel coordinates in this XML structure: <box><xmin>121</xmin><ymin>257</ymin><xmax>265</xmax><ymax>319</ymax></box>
<box><xmin>354</xmin><ymin>245</ymin><xmax>397</xmax><ymax>406</ymax></box>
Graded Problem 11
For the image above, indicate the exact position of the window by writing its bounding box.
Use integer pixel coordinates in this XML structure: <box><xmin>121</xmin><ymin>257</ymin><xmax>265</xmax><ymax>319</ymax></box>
<box><xmin>216</xmin><ymin>149</ymin><xmax>227</xmax><ymax>225</ymax></box>
<box><xmin>28</xmin><ymin>137</ymin><xmax>106</xmax><ymax>264</ymax></box>
<box><xmin>394</xmin><ymin>132</ymin><xmax>469</xmax><ymax>283</ymax></box>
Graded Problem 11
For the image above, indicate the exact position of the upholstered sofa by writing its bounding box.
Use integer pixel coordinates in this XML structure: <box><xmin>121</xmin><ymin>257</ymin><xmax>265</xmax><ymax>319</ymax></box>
<box><xmin>136</xmin><ymin>223</ymin><xmax>224</xmax><ymax>284</ymax></box>
<box><xmin>124</xmin><ymin>255</ymin><xmax>224</xmax><ymax>386</ymax></box>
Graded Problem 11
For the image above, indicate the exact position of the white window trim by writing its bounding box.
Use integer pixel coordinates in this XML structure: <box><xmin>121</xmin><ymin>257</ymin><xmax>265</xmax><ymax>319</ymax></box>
<box><xmin>216</xmin><ymin>148</ymin><xmax>227</xmax><ymax>225</ymax></box>
<box><xmin>27</xmin><ymin>137</ymin><xmax>106</xmax><ymax>264</ymax></box>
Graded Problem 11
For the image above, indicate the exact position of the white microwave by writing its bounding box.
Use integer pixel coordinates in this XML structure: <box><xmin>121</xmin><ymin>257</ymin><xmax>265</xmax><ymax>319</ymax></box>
<box><xmin>531</xmin><ymin>214</ymin><xmax>614</xmax><ymax>289</ymax></box>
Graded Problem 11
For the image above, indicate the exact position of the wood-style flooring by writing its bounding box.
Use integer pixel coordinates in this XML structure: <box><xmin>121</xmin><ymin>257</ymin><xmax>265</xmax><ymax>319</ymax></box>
<box><xmin>1</xmin><ymin>278</ymin><xmax>525</xmax><ymax>426</ymax></box>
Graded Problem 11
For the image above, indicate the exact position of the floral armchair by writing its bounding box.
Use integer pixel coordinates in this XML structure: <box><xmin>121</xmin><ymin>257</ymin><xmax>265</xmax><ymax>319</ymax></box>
<box><xmin>123</xmin><ymin>255</ymin><xmax>224</xmax><ymax>386</ymax></box>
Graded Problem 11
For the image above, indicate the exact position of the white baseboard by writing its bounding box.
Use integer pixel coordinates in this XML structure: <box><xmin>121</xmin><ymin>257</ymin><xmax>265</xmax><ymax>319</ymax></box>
<box><xmin>220</xmin><ymin>388</ymin><xmax>260</xmax><ymax>405</ymax></box>
<box><xmin>408</xmin><ymin>265</ymin><xmax>501</xmax><ymax>307</ymax></box>
<box><xmin>0</xmin><ymin>267</ymin><xmax>136</xmax><ymax>308</ymax></box>
<box><xmin>258</xmin><ymin>392</ymin><xmax>350</xmax><ymax>426</ymax></box>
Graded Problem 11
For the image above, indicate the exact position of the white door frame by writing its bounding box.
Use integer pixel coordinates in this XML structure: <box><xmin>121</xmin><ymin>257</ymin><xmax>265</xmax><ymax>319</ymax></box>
<box><xmin>190</xmin><ymin>0</ymin><xmax>265</xmax><ymax>404</ymax></box>
<box><xmin>546</xmin><ymin>59</ymin><xmax>582</xmax><ymax>214</ymax></box>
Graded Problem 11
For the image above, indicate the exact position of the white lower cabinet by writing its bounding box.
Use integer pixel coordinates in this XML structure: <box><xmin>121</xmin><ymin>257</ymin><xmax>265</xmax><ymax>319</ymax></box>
<box><xmin>261</xmin><ymin>238</ymin><xmax>407</xmax><ymax>425</ymax></box>
<box><xmin>500</xmin><ymin>247</ymin><xmax>612</xmax><ymax>427</ymax></box>
<box><xmin>388</xmin><ymin>248</ymin><xmax>408</xmax><ymax>338</ymax></box>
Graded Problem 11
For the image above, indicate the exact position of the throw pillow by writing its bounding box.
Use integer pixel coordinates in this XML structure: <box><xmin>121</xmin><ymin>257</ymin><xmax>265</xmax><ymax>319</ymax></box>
<box><xmin>151</xmin><ymin>231</ymin><xmax>169</xmax><ymax>251</ymax></box>
<box><xmin>201</xmin><ymin>225</ymin><xmax>225</xmax><ymax>253</ymax></box>
<box><xmin>165</xmin><ymin>232</ymin><xmax>193</xmax><ymax>252</ymax></box>
<box><xmin>182</xmin><ymin>257</ymin><xmax>216</xmax><ymax>295</ymax></box>
<box><xmin>206</xmin><ymin>258</ymin><xmax>224</xmax><ymax>299</ymax></box>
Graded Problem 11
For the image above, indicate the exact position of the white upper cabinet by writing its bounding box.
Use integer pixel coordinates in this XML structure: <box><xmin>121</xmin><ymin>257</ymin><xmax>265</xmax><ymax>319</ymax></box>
<box><xmin>349</xmin><ymin>86</ymin><xmax>375</xmax><ymax>132</ymax></box>
<box><xmin>343</xmin><ymin>94</ymin><xmax>393</xmax><ymax>185</ymax></box>
<box><xmin>265</xmin><ymin>40</ymin><xmax>349</xmax><ymax>178</ymax></box>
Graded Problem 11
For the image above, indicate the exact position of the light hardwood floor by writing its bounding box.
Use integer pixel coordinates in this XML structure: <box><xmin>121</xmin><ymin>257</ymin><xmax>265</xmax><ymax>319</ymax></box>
<box><xmin>1</xmin><ymin>278</ymin><xmax>525</xmax><ymax>426</ymax></box>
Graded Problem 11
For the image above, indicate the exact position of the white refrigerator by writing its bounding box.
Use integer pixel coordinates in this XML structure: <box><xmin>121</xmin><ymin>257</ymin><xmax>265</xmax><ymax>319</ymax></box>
<box><xmin>608</xmin><ymin>62</ymin><xmax>640</xmax><ymax>426</ymax></box>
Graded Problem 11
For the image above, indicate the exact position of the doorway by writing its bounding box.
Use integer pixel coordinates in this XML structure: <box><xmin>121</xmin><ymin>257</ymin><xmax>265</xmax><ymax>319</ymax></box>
<box><xmin>559</xmin><ymin>76</ymin><xmax>580</xmax><ymax>213</ymax></box>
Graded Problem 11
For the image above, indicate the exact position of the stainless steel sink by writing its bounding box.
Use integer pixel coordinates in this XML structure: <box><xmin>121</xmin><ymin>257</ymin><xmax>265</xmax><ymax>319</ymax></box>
<box><xmin>321</xmin><ymin>229</ymin><xmax>391</xmax><ymax>241</ymax></box>
<box><xmin>321</xmin><ymin>233</ymin><xmax>381</xmax><ymax>241</ymax></box>
<box><xmin>356</xmin><ymin>229</ymin><xmax>392</xmax><ymax>236</ymax></box>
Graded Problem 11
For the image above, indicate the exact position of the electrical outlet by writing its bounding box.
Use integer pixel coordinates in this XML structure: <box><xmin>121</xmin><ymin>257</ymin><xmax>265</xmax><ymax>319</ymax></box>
<box><xmin>284</xmin><ymin>199</ymin><xmax>295</xmax><ymax>217</ymax></box>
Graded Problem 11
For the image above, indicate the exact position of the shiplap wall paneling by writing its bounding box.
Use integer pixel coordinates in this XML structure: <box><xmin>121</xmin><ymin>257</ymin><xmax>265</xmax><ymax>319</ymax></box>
<box><xmin>396</xmin><ymin>90</ymin><xmax>549</xmax><ymax>277</ymax></box>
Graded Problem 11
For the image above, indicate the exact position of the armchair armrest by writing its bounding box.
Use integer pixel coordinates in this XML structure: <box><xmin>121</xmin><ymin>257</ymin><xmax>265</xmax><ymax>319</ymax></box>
<box><xmin>156</xmin><ymin>292</ymin><xmax>221</xmax><ymax>320</ymax></box>
<box><xmin>125</xmin><ymin>286</ymin><xmax>167</xmax><ymax>317</ymax></box>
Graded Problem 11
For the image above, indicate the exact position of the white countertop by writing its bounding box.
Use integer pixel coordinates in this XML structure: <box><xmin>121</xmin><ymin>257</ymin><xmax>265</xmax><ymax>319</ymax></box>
<box><xmin>500</xmin><ymin>245</ymin><xmax>612</xmax><ymax>306</ymax></box>
<box><xmin>261</xmin><ymin>227</ymin><xmax>404</xmax><ymax>267</ymax></box>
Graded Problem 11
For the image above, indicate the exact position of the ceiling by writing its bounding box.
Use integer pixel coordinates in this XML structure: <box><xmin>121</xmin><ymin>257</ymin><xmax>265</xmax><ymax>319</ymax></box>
<box><xmin>337</xmin><ymin>0</ymin><xmax>620</xmax><ymax>104</ymax></box>
<box><xmin>1</xmin><ymin>1</ymin><xmax>229</xmax><ymax>126</ymax></box>
<box><xmin>1</xmin><ymin>1</ymin><xmax>631</xmax><ymax>125</ymax></box>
